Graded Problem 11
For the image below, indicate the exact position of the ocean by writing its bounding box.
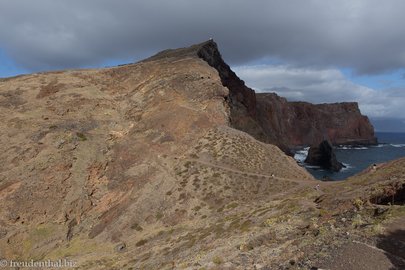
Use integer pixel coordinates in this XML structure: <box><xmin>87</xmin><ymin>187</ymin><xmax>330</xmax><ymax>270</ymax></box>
<box><xmin>294</xmin><ymin>132</ymin><xmax>405</xmax><ymax>180</ymax></box>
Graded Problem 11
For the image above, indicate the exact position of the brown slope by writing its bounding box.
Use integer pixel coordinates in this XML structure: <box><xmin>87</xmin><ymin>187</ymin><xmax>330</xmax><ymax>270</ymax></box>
<box><xmin>0</xmin><ymin>40</ymin><xmax>313</xmax><ymax>268</ymax></box>
<box><xmin>0</xmin><ymin>40</ymin><xmax>403</xmax><ymax>270</ymax></box>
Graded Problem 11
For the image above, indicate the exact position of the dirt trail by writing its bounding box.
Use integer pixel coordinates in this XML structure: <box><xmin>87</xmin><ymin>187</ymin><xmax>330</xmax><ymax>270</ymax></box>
<box><xmin>315</xmin><ymin>217</ymin><xmax>405</xmax><ymax>270</ymax></box>
<box><xmin>187</xmin><ymin>158</ymin><xmax>335</xmax><ymax>188</ymax></box>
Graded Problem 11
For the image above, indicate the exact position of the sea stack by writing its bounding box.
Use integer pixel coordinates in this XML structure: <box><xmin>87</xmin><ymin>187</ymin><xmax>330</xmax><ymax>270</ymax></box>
<box><xmin>305</xmin><ymin>140</ymin><xmax>344</xmax><ymax>172</ymax></box>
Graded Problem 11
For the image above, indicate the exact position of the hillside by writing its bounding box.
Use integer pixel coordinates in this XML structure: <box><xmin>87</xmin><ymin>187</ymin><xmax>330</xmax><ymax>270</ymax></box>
<box><xmin>0</xmin><ymin>40</ymin><xmax>404</xmax><ymax>269</ymax></box>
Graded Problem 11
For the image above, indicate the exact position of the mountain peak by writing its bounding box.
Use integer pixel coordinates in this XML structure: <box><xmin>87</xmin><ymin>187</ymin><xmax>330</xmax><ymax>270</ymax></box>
<box><xmin>142</xmin><ymin>39</ymin><xmax>219</xmax><ymax>62</ymax></box>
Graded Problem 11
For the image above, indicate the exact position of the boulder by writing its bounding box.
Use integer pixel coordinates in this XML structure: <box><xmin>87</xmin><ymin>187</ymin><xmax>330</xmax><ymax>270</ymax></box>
<box><xmin>305</xmin><ymin>140</ymin><xmax>344</xmax><ymax>172</ymax></box>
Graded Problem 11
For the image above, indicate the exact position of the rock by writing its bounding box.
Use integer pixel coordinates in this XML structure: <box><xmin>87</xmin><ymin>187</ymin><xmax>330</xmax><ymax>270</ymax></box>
<box><xmin>55</xmin><ymin>139</ymin><xmax>65</xmax><ymax>149</ymax></box>
<box><xmin>171</xmin><ymin>40</ymin><xmax>378</xmax><ymax>154</ymax></box>
<box><xmin>255</xmin><ymin>93</ymin><xmax>378</xmax><ymax>148</ymax></box>
<box><xmin>254</xmin><ymin>263</ymin><xmax>265</xmax><ymax>269</ymax></box>
<box><xmin>305</xmin><ymin>140</ymin><xmax>344</xmax><ymax>172</ymax></box>
<box><xmin>115</xmin><ymin>242</ymin><xmax>127</xmax><ymax>253</ymax></box>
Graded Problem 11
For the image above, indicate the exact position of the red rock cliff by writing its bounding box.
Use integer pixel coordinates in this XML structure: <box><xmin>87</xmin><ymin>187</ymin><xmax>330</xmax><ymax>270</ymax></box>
<box><xmin>193</xmin><ymin>41</ymin><xmax>377</xmax><ymax>148</ymax></box>
<box><xmin>256</xmin><ymin>93</ymin><xmax>377</xmax><ymax>147</ymax></box>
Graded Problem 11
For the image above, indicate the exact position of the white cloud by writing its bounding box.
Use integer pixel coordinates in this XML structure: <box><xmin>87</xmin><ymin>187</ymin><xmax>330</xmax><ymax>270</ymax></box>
<box><xmin>233</xmin><ymin>65</ymin><xmax>405</xmax><ymax>120</ymax></box>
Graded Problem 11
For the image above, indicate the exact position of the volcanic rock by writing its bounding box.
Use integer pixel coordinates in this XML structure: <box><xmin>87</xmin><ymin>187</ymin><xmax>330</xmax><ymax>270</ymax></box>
<box><xmin>305</xmin><ymin>140</ymin><xmax>344</xmax><ymax>171</ymax></box>
<box><xmin>255</xmin><ymin>93</ymin><xmax>377</xmax><ymax>148</ymax></box>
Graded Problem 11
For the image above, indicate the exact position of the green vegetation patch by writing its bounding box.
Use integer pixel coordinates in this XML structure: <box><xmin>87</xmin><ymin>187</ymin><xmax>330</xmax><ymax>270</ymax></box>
<box><xmin>76</xmin><ymin>132</ymin><xmax>87</xmax><ymax>141</ymax></box>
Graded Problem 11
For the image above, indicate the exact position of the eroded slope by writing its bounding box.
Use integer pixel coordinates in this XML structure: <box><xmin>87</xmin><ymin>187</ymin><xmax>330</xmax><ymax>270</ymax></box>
<box><xmin>0</xmin><ymin>41</ymin><xmax>403</xmax><ymax>270</ymax></box>
<box><xmin>0</xmin><ymin>41</ymin><xmax>313</xmax><ymax>269</ymax></box>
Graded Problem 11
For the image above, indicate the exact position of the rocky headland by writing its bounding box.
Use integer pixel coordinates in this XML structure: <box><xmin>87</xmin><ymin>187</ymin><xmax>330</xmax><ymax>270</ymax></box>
<box><xmin>255</xmin><ymin>93</ymin><xmax>377</xmax><ymax>149</ymax></box>
<box><xmin>0</xmin><ymin>40</ymin><xmax>403</xmax><ymax>269</ymax></box>
<box><xmin>176</xmin><ymin>41</ymin><xmax>378</xmax><ymax>154</ymax></box>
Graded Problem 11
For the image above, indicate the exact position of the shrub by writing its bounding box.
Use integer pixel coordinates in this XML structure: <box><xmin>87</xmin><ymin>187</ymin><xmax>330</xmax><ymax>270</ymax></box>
<box><xmin>136</xmin><ymin>239</ymin><xmax>148</xmax><ymax>247</ymax></box>
<box><xmin>76</xmin><ymin>132</ymin><xmax>87</xmax><ymax>141</ymax></box>
<box><xmin>212</xmin><ymin>256</ymin><xmax>223</xmax><ymax>265</ymax></box>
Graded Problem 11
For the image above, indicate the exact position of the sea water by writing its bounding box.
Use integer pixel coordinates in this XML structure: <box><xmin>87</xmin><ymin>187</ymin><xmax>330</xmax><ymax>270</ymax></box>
<box><xmin>294</xmin><ymin>132</ymin><xmax>405</xmax><ymax>180</ymax></box>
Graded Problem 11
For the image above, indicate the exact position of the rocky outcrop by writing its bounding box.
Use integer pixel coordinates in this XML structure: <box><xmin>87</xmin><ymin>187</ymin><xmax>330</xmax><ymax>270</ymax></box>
<box><xmin>256</xmin><ymin>93</ymin><xmax>377</xmax><ymax>147</ymax></box>
<box><xmin>195</xmin><ymin>41</ymin><xmax>272</xmax><ymax>146</ymax></box>
<box><xmin>178</xmin><ymin>41</ymin><xmax>377</xmax><ymax>150</ymax></box>
<box><xmin>305</xmin><ymin>140</ymin><xmax>344</xmax><ymax>172</ymax></box>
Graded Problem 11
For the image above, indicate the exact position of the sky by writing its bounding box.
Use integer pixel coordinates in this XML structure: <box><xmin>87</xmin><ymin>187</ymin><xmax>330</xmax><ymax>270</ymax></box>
<box><xmin>1</xmin><ymin>1</ymin><xmax>405</xmax><ymax>132</ymax></box>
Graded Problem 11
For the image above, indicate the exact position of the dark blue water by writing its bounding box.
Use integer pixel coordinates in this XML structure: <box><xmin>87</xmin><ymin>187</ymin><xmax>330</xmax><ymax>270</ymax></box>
<box><xmin>294</xmin><ymin>132</ymin><xmax>405</xmax><ymax>180</ymax></box>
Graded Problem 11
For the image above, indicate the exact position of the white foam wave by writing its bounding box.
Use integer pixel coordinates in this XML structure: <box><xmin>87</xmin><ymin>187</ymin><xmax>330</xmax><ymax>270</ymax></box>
<box><xmin>372</xmin><ymin>144</ymin><xmax>387</xmax><ymax>148</ymax></box>
<box><xmin>305</xmin><ymin>165</ymin><xmax>322</xmax><ymax>169</ymax></box>
<box><xmin>341</xmin><ymin>162</ymin><xmax>353</xmax><ymax>171</ymax></box>
<box><xmin>390</xmin><ymin>144</ymin><xmax>405</xmax><ymax>148</ymax></box>
<box><xmin>337</xmin><ymin>146</ymin><xmax>368</xmax><ymax>150</ymax></box>
<box><xmin>294</xmin><ymin>147</ymin><xmax>309</xmax><ymax>163</ymax></box>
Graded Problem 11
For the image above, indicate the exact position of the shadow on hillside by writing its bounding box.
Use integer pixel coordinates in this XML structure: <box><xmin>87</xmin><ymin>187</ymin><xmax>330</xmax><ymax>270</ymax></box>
<box><xmin>376</xmin><ymin>229</ymin><xmax>405</xmax><ymax>270</ymax></box>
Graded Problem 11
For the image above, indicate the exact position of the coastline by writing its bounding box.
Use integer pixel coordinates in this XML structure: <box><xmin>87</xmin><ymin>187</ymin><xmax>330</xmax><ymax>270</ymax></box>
<box><xmin>294</xmin><ymin>132</ymin><xmax>405</xmax><ymax>180</ymax></box>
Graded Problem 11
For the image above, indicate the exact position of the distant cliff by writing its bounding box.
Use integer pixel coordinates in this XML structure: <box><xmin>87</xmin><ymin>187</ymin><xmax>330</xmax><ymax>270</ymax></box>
<box><xmin>194</xmin><ymin>41</ymin><xmax>377</xmax><ymax>150</ymax></box>
<box><xmin>256</xmin><ymin>93</ymin><xmax>377</xmax><ymax>147</ymax></box>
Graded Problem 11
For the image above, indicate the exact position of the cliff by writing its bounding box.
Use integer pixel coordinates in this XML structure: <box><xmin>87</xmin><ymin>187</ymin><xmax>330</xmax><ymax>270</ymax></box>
<box><xmin>190</xmin><ymin>41</ymin><xmax>377</xmax><ymax>150</ymax></box>
<box><xmin>256</xmin><ymin>93</ymin><xmax>377</xmax><ymax>147</ymax></box>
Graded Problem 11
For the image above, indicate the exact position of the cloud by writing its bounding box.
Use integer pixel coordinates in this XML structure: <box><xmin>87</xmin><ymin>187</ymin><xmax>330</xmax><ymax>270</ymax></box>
<box><xmin>2</xmin><ymin>0</ymin><xmax>405</xmax><ymax>73</ymax></box>
<box><xmin>372</xmin><ymin>118</ymin><xmax>405</xmax><ymax>133</ymax></box>
<box><xmin>233</xmin><ymin>64</ymin><xmax>405</xmax><ymax>121</ymax></box>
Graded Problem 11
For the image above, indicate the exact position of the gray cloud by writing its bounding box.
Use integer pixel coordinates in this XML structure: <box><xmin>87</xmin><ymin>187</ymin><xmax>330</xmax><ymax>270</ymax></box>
<box><xmin>372</xmin><ymin>118</ymin><xmax>405</xmax><ymax>133</ymax></box>
<box><xmin>234</xmin><ymin>64</ymin><xmax>405</xmax><ymax>123</ymax></box>
<box><xmin>2</xmin><ymin>0</ymin><xmax>405</xmax><ymax>73</ymax></box>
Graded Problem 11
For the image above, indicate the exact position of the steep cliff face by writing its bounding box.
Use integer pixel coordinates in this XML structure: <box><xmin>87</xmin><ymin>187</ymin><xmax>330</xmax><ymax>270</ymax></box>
<box><xmin>196</xmin><ymin>41</ymin><xmax>256</xmax><ymax>117</ymax></box>
<box><xmin>195</xmin><ymin>41</ymin><xmax>274</xmax><ymax>145</ymax></box>
<box><xmin>256</xmin><ymin>93</ymin><xmax>377</xmax><ymax>147</ymax></box>
<box><xmin>193</xmin><ymin>41</ymin><xmax>377</xmax><ymax>149</ymax></box>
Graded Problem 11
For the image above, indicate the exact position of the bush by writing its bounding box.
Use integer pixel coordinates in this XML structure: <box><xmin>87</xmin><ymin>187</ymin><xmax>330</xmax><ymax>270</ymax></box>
<box><xmin>212</xmin><ymin>256</ymin><xmax>223</xmax><ymax>265</ymax></box>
